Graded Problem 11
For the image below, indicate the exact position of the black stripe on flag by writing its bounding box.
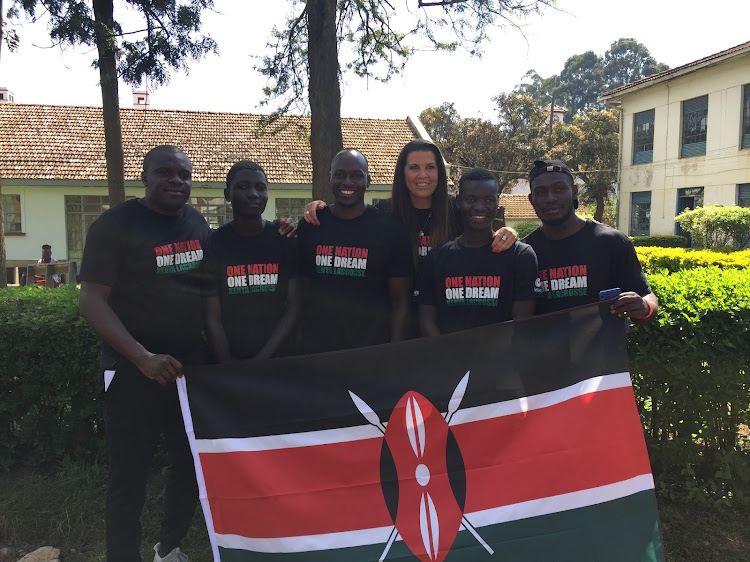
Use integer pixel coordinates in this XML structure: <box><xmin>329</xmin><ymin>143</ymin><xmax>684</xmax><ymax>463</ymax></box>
<box><xmin>184</xmin><ymin>302</ymin><xmax>627</xmax><ymax>440</ymax></box>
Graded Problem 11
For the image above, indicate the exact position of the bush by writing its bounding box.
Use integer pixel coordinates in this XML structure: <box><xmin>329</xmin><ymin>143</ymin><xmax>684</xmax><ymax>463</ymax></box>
<box><xmin>513</xmin><ymin>221</ymin><xmax>541</xmax><ymax>239</ymax></box>
<box><xmin>631</xmin><ymin>235</ymin><xmax>689</xmax><ymax>248</ymax></box>
<box><xmin>636</xmin><ymin>247</ymin><xmax>750</xmax><ymax>273</ymax></box>
<box><xmin>629</xmin><ymin>266</ymin><xmax>750</xmax><ymax>505</ymax></box>
<box><xmin>0</xmin><ymin>285</ymin><xmax>104</xmax><ymax>470</ymax></box>
<box><xmin>675</xmin><ymin>205</ymin><xmax>750</xmax><ymax>249</ymax></box>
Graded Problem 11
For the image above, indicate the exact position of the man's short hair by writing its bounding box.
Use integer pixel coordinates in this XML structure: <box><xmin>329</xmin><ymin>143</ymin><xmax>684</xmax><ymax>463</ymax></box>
<box><xmin>142</xmin><ymin>145</ymin><xmax>187</xmax><ymax>173</ymax></box>
<box><xmin>458</xmin><ymin>167</ymin><xmax>498</xmax><ymax>194</ymax></box>
<box><xmin>42</xmin><ymin>244</ymin><xmax>52</xmax><ymax>250</ymax></box>
<box><xmin>226</xmin><ymin>160</ymin><xmax>267</xmax><ymax>189</ymax></box>
<box><xmin>333</xmin><ymin>148</ymin><xmax>369</xmax><ymax>170</ymax></box>
<box><xmin>529</xmin><ymin>159</ymin><xmax>574</xmax><ymax>185</ymax></box>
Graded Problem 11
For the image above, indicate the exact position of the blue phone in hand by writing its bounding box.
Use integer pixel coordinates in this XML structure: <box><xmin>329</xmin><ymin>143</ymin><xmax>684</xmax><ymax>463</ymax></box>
<box><xmin>599</xmin><ymin>288</ymin><xmax>628</xmax><ymax>333</ymax></box>
<box><xmin>598</xmin><ymin>288</ymin><xmax>622</xmax><ymax>301</ymax></box>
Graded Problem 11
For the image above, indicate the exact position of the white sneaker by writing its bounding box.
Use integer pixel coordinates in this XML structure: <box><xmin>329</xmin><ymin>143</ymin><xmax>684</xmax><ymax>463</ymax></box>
<box><xmin>153</xmin><ymin>543</ymin><xmax>189</xmax><ymax>562</ymax></box>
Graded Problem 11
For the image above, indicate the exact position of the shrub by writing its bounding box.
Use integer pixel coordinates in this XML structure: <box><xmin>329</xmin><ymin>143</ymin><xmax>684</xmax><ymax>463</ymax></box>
<box><xmin>0</xmin><ymin>285</ymin><xmax>104</xmax><ymax>470</ymax></box>
<box><xmin>675</xmin><ymin>205</ymin><xmax>750</xmax><ymax>249</ymax></box>
<box><xmin>636</xmin><ymin>247</ymin><xmax>750</xmax><ymax>274</ymax></box>
<box><xmin>631</xmin><ymin>235</ymin><xmax>689</xmax><ymax>248</ymax></box>
<box><xmin>513</xmin><ymin>221</ymin><xmax>541</xmax><ymax>239</ymax></box>
<box><xmin>629</xmin><ymin>267</ymin><xmax>750</xmax><ymax>505</ymax></box>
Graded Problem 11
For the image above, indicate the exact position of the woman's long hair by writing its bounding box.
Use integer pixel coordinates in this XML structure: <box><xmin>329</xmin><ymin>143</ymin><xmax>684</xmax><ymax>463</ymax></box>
<box><xmin>390</xmin><ymin>140</ymin><xmax>456</xmax><ymax>262</ymax></box>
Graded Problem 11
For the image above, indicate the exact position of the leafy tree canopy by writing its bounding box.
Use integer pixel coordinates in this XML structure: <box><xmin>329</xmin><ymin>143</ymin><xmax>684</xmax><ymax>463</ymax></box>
<box><xmin>420</xmin><ymin>93</ymin><xmax>547</xmax><ymax>191</ymax></box>
<box><xmin>260</xmin><ymin>0</ymin><xmax>554</xmax><ymax>114</ymax></box>
<box><xmin>12</xmin><ymin>0</ymin><xmax>217</xmax><ymax>88</ymax></box>
<box><xmin>548</xmin><ymin>108</ymin><xmax>620</xmax><ymax>221</ymax></box>
<box><xmin>514</xmin><ymin>37</ymin><xmax>668</xmax><ymax>119</ymax></box>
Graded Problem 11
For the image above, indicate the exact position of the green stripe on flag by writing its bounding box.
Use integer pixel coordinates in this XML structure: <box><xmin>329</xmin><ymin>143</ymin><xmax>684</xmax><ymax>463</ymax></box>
<box><xmin>216</xmin><ymin>489</ymin><xmax>663</xmax><ymax>561</ymax></box>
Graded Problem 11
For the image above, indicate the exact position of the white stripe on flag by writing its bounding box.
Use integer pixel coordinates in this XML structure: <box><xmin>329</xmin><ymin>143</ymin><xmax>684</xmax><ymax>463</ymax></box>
<box><xmin>450</xmin><ymin>371</ymin><xmax>633</xmax><ymax>427</ymax></box>
<box><xmin>212</xmin><ymin>473</ymin><xmax>654</xmax><ymax>554</ymax></box>
<box><xmin>194</xmin><ymin>372</ymin><xmax>632</xmax><ymax>454</ymax></box>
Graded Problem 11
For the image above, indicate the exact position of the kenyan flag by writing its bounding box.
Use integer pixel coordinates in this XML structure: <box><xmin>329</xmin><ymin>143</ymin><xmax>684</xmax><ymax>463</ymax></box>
<box><xmin>178</xmin><ymin>303</ymin><xmax>663</xmax><ymax>561</ymax></box>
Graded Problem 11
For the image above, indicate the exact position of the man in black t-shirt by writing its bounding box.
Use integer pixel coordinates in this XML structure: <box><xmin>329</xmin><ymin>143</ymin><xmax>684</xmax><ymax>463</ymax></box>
<box><xmin>419</xmin><ymin>168</ymin><xmax>540</xmax><ymax>334</ymax></box>
<box><xmin>203</xmin><ymin>160</ymin><xmax>299</xmax><ymax>361</ymax></box>
<box><xmin>79</xmin><ymin>145</ymin><xmax>208</xmax><ymax>562</ymax></box>
<box><xmin>296</xmin><ymin>148</ymin><xmax>412</xmax><ymax>353</ymax></box>
<box><xmin>523</xmin><ymin>159</ymin><xmax>658</xmax><ymax>321</ymax></box>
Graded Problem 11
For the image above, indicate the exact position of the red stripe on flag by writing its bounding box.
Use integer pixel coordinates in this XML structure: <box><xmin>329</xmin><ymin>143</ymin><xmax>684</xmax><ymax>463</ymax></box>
<box><xmin>452</xmin><ymin>386</ymin><xmax>652</xmax><ymax>513</ymax></box>
<box><xmin>200</xmin><ymin>438</ymin><xmax>392</xmax><ymax>538</ymax></box>
<box><xmin>201</xmin><ymin>387</ymin><xmax>650</xmax><ymax>539</ymax></box>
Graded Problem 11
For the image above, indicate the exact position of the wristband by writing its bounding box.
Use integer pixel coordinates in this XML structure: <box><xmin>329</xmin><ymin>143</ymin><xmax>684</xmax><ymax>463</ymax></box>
<box><xmin>641</xmin><ymin>298</ymin><xmax>654</xmax><ymax>320</ymax></box>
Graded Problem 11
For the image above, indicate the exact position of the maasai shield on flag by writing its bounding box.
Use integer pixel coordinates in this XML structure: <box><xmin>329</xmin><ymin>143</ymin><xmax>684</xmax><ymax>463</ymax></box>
<box><xmin>178</xmin><ymin>302</ymin><xmax>663</xmax><ymax>561</ymax></box>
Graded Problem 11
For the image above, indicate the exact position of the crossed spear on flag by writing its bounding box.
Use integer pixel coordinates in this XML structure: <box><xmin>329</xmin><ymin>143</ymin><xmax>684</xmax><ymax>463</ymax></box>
<box><xmin>349</xmin><ymin>371</ymin><xmax>494</xmax><ymax>561</ymax></box>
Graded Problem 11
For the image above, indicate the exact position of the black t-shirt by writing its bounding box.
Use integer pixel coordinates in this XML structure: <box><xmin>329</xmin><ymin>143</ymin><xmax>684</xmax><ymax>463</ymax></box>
<box><xmin>296</xmin><ymin>205</ymin><xmax>413</xmax><ymax>353</ymax></box>
<box><xmin>79</xmin><ymin>199</ymin><xmax>210</xmax><ymax>360</ymax></box>
<box><xmin>202</xmin><ymin>221</ymin><xmax>298</xmax><ymax>359</ymax></box>
<box><xmin>523</xmin><ymin>219</ymin><xmax>651</xmax><ymax>314</ymax></box>
<box><xmin>418</xmin><ymin>239</ymin><xmax>541</xmax><ymax>333</ymax></box>
<box><xmin>374</xmin><ymin>195</ymin><xmax>462</xmax><ymax>263</ymax></box>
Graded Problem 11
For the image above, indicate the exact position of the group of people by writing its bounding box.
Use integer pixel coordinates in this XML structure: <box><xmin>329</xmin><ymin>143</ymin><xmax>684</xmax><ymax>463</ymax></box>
<box><xmin>78</xmin><ymin>141</ymin><xmax>658</xmax><ymax>561</ymax></box>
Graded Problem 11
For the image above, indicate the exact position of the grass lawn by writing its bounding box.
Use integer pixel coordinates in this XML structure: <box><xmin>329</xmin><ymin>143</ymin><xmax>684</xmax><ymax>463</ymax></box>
<box><xmin>1</xmin><ymin>463</ymin><xmax>748</xmax><ymax>561</ymax></box>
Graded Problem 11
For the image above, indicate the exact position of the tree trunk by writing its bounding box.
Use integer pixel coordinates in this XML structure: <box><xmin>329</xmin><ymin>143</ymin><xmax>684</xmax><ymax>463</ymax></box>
<box><xmin>307</xmin><ymin>0</ymin><xmax>342</xmax><ymax>202</ymax></box>
<box><xmin>93</xmin><ymin>0</ymin><xmax>126</xmax><ymax>206</ymax></box>
<box><xmin>0</xmin><ymin>0</ymin><xmax>7</xmax><ymax>288</ymax></box>
<box><xmin>594</xmin><ymin>195</ymin><xmax>604</xmax><ymax>223</ymax></box>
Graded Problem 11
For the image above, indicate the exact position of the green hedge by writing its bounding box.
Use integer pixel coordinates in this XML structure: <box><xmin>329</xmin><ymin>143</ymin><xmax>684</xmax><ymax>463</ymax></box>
<box><xmin>636</xmin><ymin>247</ymin><xmax>750</xmax><ymax>273</ymax></box>
<box><xmin>630</xmin><ymin>235</ymin><xmax>689</xmax><ymax>248</ymax></box>
<box><xmin>628</xmin><ymin>266</ymin><xmax>750</xmax><ymax>504</ymax></box>
<box><xmin>512</xmin><ymin>221</ymin><xmax>541</xmax><ymax>240</ymax></box>
<box><xmin>0</xmin><ymin>285</ymin><xmax>103</xmax><ymax>470</ymax></box>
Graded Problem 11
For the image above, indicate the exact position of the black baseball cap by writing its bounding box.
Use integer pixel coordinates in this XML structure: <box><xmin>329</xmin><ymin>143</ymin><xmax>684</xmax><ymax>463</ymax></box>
<box><xmin>529</xmin><ymin>159</ymin><xmax>574</xmax><ymax>184</ymax></box>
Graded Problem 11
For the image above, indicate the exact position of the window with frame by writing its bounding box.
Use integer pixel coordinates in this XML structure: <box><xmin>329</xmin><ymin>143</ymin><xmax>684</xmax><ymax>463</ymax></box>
<box><xmin>741</xmin><ymin>85</ymin><xmax>750</xmax><ymax>150</ymax></box>
<box><xmin>739</xmin><ymin>184</ymin><xmax>750</xmax><ymax>208</ymax></box>
<box><xmin>633</xmin><ymin>109</ymin><xmax>655</xmax><ymax>164</ymax></box>
<box><xmin>190</xmin><ymin>197</ymin><xmax>232</xmax><ymax>229</ymax></box>
<box><xmin>2</xmin><ymin>194</ymin><xmax>22</xmax><ymax>233</ymax></box>
<box><xmin>65</xmin><ymin>195</ymin><xmax>113</xmax><ymax>262</ymax></box>
<box><xmin>681</xmin><ymin>95</ymin><xmax>708</xmax><ymax>158</ymax></box>
<box><xmin>275</xmin><ymin>198</ymin><xmax>308</xmax><ymax>222</ymax></box>
<box><xmin>630</xmin><ymin>191</ymin><xmax>651</xmax><ymax>236</ymax></box>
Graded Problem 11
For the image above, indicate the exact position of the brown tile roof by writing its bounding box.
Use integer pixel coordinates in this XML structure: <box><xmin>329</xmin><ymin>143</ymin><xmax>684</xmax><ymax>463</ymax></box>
<box><xmin>499</xmin><ymin>194</ymin><xmax>537</xmax><ymax>220</ymax></box>
<box><xmin>0</xmin><ymin>104</ymin><xmax>419</xmax><ymax>184</ymax></box>
<box><xmin>601</xmin><ymin>40</ymin><xmax>750</xmax><ymax>100</ymax></box>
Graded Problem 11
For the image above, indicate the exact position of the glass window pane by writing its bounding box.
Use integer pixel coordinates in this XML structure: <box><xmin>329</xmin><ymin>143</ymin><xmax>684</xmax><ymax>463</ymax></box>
<box><xmin>275</xmin><ymin>198</ymin><xmax>307</xmax><ymax>222</ymax></box>
<box><xmin>633</xmin><ymin>109</ymin><xmax>655</xmax><ymax>165</ymax></box>
<box><xmin>739</xmin><ymin>184</ymin><xmax>750</xmax><ymax>207</ymax></box>
<box><xmin>190</xmin><ymin>197</ymin><xmax>232</xmax><ymax>229</ymax></box>
<box><xmin>2</xmin><ymin>195</ymin><xmax>22</xmax><ymax>232</ymax></box>
<box><xmin>681</xmin><ymin>96</ymin><xmax>708</xmax><ymax>157</ymax></box>
<box><xmin>630</xmin><ymin>191</ymin><xmax>651</xmax><ymax>236</ymax></box>
<box><xmin>742</xmin><ymin>85</ymin><xmax>750</xmax><ymax>149</ymax></box>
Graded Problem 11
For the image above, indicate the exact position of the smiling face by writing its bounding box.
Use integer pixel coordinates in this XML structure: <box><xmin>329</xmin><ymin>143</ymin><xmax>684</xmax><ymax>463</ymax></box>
<box><xmin>529</xmin><ymin>171</ymin><xmax>577</xmax><ymax>227</ymax></box>
<box><xmin>141</xmin><ymin>147</ymin><xmax>192</xmax><ymax>215</ymax></box>
<box><xmin>226</xmin><ymin>168</ymin><xmax>268</xmax><ymax>219</ymax></box>
<box><xmin>329</xmin><ymin>150</ymin><xmax>369</xmax><ymax>208</ymax></box>
<box><xmin>457</xmin><ymin>179</ymin><xmax>498</xmax><ymax>232</ymax></box>
<box><xmin>404</xmin><ymin>150</ymin><xmax>439</xmax><ymax>207</ymax></box>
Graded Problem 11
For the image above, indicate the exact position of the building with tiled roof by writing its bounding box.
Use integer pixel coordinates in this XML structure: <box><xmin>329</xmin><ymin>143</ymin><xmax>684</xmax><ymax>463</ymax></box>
<box><xmin>498</xmin><ymin>194</ymin><xmax>539</xmax><ymax>228</ymax></box>
<box><xmin>600</xmin><ymin>41</ymin><xmax>750</xmax><ymax>236</ymax></box>
<box><xmin>0</xmin><ymin>102</ymin><xmax>424</xmax><ymax>270</ymax></box>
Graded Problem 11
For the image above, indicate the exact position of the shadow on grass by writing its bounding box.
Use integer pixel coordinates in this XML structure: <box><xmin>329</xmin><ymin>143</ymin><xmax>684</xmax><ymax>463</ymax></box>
<box><xmin>0</xmin><ymin>460</ymin><xmax>210</xmax><ymax>562</ymax></box>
